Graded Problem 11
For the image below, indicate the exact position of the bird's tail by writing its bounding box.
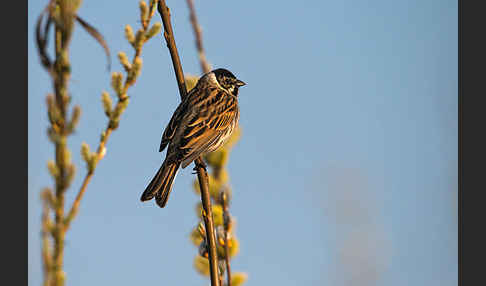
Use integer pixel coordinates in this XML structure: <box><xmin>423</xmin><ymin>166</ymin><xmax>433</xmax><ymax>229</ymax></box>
<box><xmin>140</xmin><ymin>160</ymin><xmax>180</xmax><ymax>208</ymax></box>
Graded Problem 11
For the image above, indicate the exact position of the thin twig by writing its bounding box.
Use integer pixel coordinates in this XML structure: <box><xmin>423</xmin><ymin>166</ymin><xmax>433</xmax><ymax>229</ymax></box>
<box><xmin>64</xmin><ymin>107</ymin><xmax>113</xmax><ymax>229</ymax></box>
<box><xmin>64</xmin><ymin>24</ymin><xmax>148</xmax><ymax>229</ymax></box>
<box><xmin>222</xmin><ymin>194</ymin><xmax>232</xmax><ymax>286</ymax></box>
<box><xmin>223</xmin><ymin>230</ymin><xmax>232</xmax><ymax>286</ymax></box>
<box><xmin>64</xmin><ymin>0</ymin><xmax>160</xmax><ymax>228</ymax></box>
<box><xmin>186</xmin><ymin>0</ymin><xmax>211</xmax><ymax>74</ymax></box>
<box><xmin>157</xmin><ymin>0</ymin><xmax>187</xmax><ymax>100</ymax></box>
<box><xmin>157</xmin><ymin>1</ymin><xmax>220</xmax><ymax>286</ymax></box>
<box><xmin>38</xmin><ymin>1</ymin><xmax>157</xmax><ymax>285</ymax></box>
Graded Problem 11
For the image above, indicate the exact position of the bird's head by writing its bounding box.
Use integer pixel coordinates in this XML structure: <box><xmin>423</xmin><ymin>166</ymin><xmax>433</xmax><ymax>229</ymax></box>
<box><xmin>212</xmin><ymin>68</ymin><xmax>246</xmax><ymax>97</ymax></box>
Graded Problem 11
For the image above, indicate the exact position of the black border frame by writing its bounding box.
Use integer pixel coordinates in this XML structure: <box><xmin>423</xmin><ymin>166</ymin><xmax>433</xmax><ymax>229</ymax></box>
<box><xmin>459</xmin><ymin>0</ymin><xmax>486</xmax><ymax>285</ymax></box>
<box><xmin>6</xmin><ymin>0</ymin><xmax>28</xmax><ymax>285</ymax></box>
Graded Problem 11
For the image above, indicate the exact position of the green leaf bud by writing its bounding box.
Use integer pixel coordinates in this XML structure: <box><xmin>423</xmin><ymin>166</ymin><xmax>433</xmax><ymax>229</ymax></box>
<box><xmin>190</xmin><ymin>226</ymin><xmax>204</xmax><ymax>246</ymax></box>
<box><xmin>134</xmin><ymin>28</ymin><xmax>146</xmax><ymax>50</ymax></box>
<box><xmin>124</xmin><ymin>24</ymin><xmax>135</xmax><ymax>46</ymax></box>
<box><xmin>101</xmin><ymin>91</ymin><xmax>113</xmax><ymax>117</ymax></box>
<box><xmin>81</xmin><ymin>142</ymin><xmax>91</xmax><ymax>164</ymax></box>
<box><xmin>68</xmin><ymin>105</ymin><xmax>81</xmax><ymax>132</ymax></box>
<box><xmin>139</xmin><ymin>1</ymin><xmax>148</xmax><ymax>25</ymax></box>
<box><xmin>146</xmin><ymin>22</ymin><xmax>161</xmax><ymax>39</ymax></box>
<box><xmin>111</xmin><ymin>72</ymin><xmax>124</xmax><ymax>97</ymax></box>
<box><xmin>118</xmin><ymin>51</ymin><xmax>132</xmax><ymax>72</ymax></box>
<box><xmin>193</xmin><ymin>256</ymin><xmax>210</xmax><ymax>277</ymax></box>
<box><xmin>47</xmin><ymin>160</ymin><xmax>59</xmax><ymax>179</ymax></box>
<box><xmin>212</xmin><ymin>204</ymin><xmax>223</xmax><ymax>226</ymax></box>
<box><xmin>232</xmin><ymin>272</ymin><xmax>248</xmax><ymax>286</ymax></box>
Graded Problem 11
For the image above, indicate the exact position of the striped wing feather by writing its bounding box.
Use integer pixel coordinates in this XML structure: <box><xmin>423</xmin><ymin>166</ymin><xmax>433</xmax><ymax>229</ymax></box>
<box><xmin>176</xmin><ymin>88</ymin><xmax>238</xmax><ymax>168</ymax></box>
<box><xmin>159</xmin><ymin>87</ymin><xmax>199</xmax><ymax>152</ymax></box>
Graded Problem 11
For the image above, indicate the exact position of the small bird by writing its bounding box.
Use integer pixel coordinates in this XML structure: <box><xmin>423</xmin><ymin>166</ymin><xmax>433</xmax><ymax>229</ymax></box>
<box><xmin>141</xmin><ymin>68</ymin><xmax>246</xmax><ymax>208</ymax></box>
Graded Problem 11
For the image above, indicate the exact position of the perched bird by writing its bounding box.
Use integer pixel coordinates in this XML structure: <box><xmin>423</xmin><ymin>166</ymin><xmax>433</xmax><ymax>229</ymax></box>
<box><xmin>141</xmin><ymin>68</ymin><xmax>246</xmax><ymax>208</ymax></box>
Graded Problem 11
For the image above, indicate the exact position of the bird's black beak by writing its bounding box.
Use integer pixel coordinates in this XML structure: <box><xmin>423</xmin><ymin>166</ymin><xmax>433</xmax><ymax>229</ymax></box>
<box><xmin>236</xmin><ymin>79</ymin><xmax>246</xmax><ymax>87</ymax></box>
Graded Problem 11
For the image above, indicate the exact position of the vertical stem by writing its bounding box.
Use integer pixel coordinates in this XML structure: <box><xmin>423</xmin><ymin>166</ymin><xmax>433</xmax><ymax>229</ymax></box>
<box><xmin>157</xmin><ymin>1</ymin><xmax>220</xmax><ymax>285</ymax></box>
<box><xmin>52</xmin><ymin>25</ymin><xmax>67</xmax><ymax>286</ymax></box>
<box><xmin>223</xmin><ymin>235</ymin><xmax>231</xmax><ymax>286</ymax></box>
<box><xmin>51</xmin><ymin>2</ymin><xmax>74</xmax><ymax>280</ymax></box>
<box><xmin>222</xmin><ymin>195</ymin><xmax>232</xmax><ymax>286</ymax></box>
<box><xmin>186</xmin><ymin>0</ymin><xmax>211</xmax><ymax>74</ymax></box>
<box><xmin>195</xmin><ymin>159</ymin><xmax>221</xmax><ymax>286</ymax></box>
<box><xmin>186</xmin><ymin>0</ymin><xmax>236</xmax><ymax>283</ymax></box>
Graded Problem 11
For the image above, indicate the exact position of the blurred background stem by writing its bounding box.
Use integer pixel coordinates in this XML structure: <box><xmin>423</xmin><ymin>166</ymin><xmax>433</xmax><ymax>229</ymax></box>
<box><xmin>185</xmin><ymin>1</ymin><xmax>246</xmax><ymax>285</ymax></box>
<box><xmin>36</xmin><ymin>1</ymin><xmax>160</xmax><ymax>285</ymax></box>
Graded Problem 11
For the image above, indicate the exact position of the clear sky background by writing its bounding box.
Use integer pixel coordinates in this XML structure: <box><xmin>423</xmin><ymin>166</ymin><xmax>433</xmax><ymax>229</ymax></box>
<box><xmin>28</xmin><ymin>1</ymin><xmax>457</xmax><ymax>285</ymax></box>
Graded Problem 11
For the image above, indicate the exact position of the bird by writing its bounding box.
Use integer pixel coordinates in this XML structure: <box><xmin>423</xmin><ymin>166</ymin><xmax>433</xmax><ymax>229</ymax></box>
<box><xmin>140</xmin><ymin>68</ymin><xmax>246</xmax><ymax>208</ymax></box>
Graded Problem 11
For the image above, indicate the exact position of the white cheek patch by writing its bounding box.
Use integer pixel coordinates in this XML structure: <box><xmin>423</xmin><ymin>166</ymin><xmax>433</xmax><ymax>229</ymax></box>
<box><xmin>204</xmin><ymin>72</ymin><xmax>236</xmax><ymax>98</ymax></box>
<box><xmin>207</xmin><ymin>73</ymin><xmax>220</xmax><ymax>87</ymax></box>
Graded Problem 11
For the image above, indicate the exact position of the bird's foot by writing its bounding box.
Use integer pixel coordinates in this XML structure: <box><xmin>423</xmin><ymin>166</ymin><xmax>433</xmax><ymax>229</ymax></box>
<box><xmin>193</xmin><ymin>159</ymin><xmax>207</xmax><ymax>171</ymax></box>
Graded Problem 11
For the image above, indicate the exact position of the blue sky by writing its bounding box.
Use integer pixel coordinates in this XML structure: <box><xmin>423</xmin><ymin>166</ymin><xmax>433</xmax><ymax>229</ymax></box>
<box><xmin>29</xmin><ymin>1</ymin><xmax>457</xmax><ymax>285</ymax></box>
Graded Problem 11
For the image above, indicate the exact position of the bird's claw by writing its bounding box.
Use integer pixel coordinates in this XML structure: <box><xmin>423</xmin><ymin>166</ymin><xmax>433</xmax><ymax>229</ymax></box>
<box><xmin>193</xmin><ymin>159</ymin><xmax>207</xmax><ymax>171</ymax></box>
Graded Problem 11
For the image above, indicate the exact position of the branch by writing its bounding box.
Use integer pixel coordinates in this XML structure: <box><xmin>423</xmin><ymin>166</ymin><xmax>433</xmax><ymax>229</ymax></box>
<box><xmin>221</xmin><ymin>191</ymin><xmax>232</xmax><ymax>286</ymax></box>
<box><xmin>157</xmin><ymin>1</ymin><xmax>220</xmax><ymax>286</ymax></box>
<box><xmin>37</xmin><ymin>1</ymin><xmax>160</xmax><ymax>285</ymax></box>
<box><xmin>186</xmin><ymin>0</ymin><xmax>211</xmax><ymax>74</ymax></box>
<box><xmin>157</xmin><ymin>0</ymin><xmax>187</xmax><ymax>100</ymax></box>
<box><xmin>64</xmin><ymin>1</ymin><xmax>160</xmax><ymax>230</ymax></box>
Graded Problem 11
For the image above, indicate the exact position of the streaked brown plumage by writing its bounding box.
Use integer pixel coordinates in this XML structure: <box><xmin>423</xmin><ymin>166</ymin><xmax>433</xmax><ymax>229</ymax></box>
<box><xmin>141</xmin><ymin>68</ymin><xmax>245</xmax><ymax>208</ymax></box>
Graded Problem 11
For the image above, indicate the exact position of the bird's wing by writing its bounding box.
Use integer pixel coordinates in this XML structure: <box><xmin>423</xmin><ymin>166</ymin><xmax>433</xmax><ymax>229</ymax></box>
<box><xmin>159</xmin><ymin>87</ymin><xmax>199</xmax><ymax>152</ymax></box>
<box><xmin>175</xmin><ymin>88</ymin><xmax>238</xmax><ymax>168</ymax></box>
